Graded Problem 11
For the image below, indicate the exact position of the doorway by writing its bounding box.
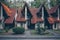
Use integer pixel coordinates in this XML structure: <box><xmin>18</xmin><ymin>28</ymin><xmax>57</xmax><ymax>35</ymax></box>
<box><xmin>27</xmin><ymin>19</ymin><xmax>35</xmax><ymax>29</ymax></box>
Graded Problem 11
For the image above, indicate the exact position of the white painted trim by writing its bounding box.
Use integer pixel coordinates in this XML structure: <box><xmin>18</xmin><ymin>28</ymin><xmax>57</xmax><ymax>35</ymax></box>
<box><xmin>23</xmin><ymin>23</ymin><xmax>25</xmax><ymax>28</ymax></box>
<box><xmin>53</xmin><ymin>24</ymin><xmax>55</xmax><ymax>29</ymax></box>
<box><xmin>58</xmin><ymin>8</ymin><xmax>59</xmax><ymax>20</ymax></box>
<box><xmin>1</xmin><ymin>6</ymin><xmax>3</xmax><ymax>19</ymax></box>
<box><xmin>41</xmin><ymin>23</ymin><xmax>44</xmax><ymax>28</ymax></box>
<box><xmin>15</xmin><ymin>12</ymin><xmax>17</xmax><ymax>20</ymax></box>
<box><xmin>17</xmin><ymin>23</ymin><xmax>21</xmax><ymax>27</ymax></box>
<box><xmin>25</xmin><ymin>21</ymin><xmax>28</xmax><ymax>30</ymax></box>
<box><xmin>15</xmin><ymin>11</ymin><xmax>17</xmax><ymax>27</ymax></box>
<box><xmin>35</xmin><ymin>23</ymin><xmax>38</xmax><ymax>29</ymax></box>
<box><xmin>53</xmin><ymin>24</ymin><xmax>57</xmax><ymax>30</ymax></box>
<box><xmin>0</xmin><ymin>6</ymin><xmax>3</xmax><ymax>29</ymax></box>
<box><xmin>56</xmin><ymin>23</ymin><xmax>60</xmax><ymax>29</ymax></box>
<box><xmin>25</xmin><ymin>7</ymin><xmax>27</xmax><ymax>20</ymax></box>
<box><xmin>25</xmin><ymin>6</ymin><xmax>28</xmax><ymax>30</ymax></box>
<box><xmin>42</xmin><ymin>7</ymin><xmax>44</xmax><ymax>20</ymax></box>
<box><xmin>58</xmin><ymin>23</ymin><xmax>60</xmax><ymax>29</ymax></box>
<box><xmin>47</xmin><ymin>0</ymin><xmax>51</xmax><ymax>9</ymax></box>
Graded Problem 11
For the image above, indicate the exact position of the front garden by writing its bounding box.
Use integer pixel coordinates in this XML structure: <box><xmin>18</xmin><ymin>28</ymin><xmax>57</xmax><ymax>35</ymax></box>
<box><xmin>0</xmin><ymin>26</ymin><xmax>58</xmax><ymax>36</ymax></box>
<box><xmin>53</xmin><ymin>29</ymin><xmax>60</xmax><ymax>34</ymax></box>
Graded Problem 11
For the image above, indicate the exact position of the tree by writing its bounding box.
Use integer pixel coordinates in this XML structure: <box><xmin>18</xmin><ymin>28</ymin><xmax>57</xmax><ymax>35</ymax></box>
<box><xmin>50</xmin><ymin>0</ymin><xmax>56</xmax><ymax>7</ymax></box>
<box><xmin>31</xmin><ymin>0</ymin><xmax>40</xmax><ymax>8</ymax></box>
<box><xmin>56</xmin><ymin>0</ymin><xmax>60</xmax><ymax>5</ymax></box>
<box><xmin>0</xmin><ymin>0</ymin><xmax>10</xmax><ymax>7</ymax></box>
<box><xmin>50</xmin><ymin>0</ymin><xmax>60</xmax><ymax>7</ymax></box>
<box><xmin>31</xmin><ymin>0</ymin><xmax>46</xmax><ymax>8</ymax></box>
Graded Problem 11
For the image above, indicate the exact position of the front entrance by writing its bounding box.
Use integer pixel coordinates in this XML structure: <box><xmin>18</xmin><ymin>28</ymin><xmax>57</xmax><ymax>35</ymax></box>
<box><xmin>27</xmin><ymin>19</ymin><xmax>35</xmax><ymax>29</ymax></box>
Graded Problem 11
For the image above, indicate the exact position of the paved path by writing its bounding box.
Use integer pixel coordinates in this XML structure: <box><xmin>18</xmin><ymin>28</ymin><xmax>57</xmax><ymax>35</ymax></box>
<box><xmin>0</xmin><ymin>39</ymin><xmax>60</xmax><ymax>40</ymax></box>
<box><xmin>25</xmin><ymin>30</ymin><xmax>31</xmax><ymax>36</ymax></box>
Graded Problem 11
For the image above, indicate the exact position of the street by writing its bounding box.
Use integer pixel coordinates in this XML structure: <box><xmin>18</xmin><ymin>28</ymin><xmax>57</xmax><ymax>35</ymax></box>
<box><xmin>0</xmin><ymin>39</ymin><xmax>60</xmax><ymax>40</ymax></box>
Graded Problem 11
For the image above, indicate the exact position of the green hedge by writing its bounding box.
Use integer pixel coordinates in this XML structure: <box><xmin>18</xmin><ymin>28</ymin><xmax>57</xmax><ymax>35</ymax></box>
<box><xmin>12</xmin><ymin>27</ymin><xmax>25</xmax><ymax>34</ymax></box>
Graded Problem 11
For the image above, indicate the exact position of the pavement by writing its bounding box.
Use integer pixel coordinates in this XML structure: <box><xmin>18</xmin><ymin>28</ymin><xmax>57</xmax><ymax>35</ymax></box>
<box><xmin>0</xmin><ymin>39</ymin><xmax>60</xmax><ymax>40</ymax></box>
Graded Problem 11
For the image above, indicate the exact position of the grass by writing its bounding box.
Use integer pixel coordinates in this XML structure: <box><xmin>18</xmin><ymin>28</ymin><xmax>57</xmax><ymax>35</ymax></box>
<box><xmin>53</xmin><ymin>29</ymin><xmax>60</xmax><ymax>34</ymax></box>
<box><xmin>30</xmin><ymin>30</ymin><xmax>54</xmax><ymax>36</ymax></box>
<box><xmin>0</xmin><ymin>29</ymin><xmax>5</xmax><ymax>34</ymax></box>
<box><xmin>0</xmin><ymin>29</ymin><xmax>13</xmax><ymax>35</ymax></box>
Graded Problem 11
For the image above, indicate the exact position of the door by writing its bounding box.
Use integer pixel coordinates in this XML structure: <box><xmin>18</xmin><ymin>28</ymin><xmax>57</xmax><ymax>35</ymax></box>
<box><xmin>27</xmin><ymin>19</ymin><xmax>35</xmax><ymax>29</ymax></box>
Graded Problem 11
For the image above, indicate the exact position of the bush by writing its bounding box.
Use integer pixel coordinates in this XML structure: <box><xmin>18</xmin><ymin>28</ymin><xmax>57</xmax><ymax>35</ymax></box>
<box><xmin>4</xmin><ymin>26</ymin><xmax>10</xmax><ymax>32</ymax></box>
<box><xmin>0</xmin><ymin>29</ymin><xmax>4</xmax><ymax>33</ymax></box>
<box><xmin>4</xmin><ymin>25</ymin><xmax>14</xmax><ymax>32</ymax></box>
<box><xmin>12</xmin><ymin>27</ymin><xmax>25</xmax><ymax>34</ymax></box>
<box><xmin>36</xmin><ymin>26</ymin><xmax>46</xmax><ymax>34</ymax></box>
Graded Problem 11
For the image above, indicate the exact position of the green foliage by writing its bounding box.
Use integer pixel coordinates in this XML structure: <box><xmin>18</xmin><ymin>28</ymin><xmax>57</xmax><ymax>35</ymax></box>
<box><xmin>31</xmin><ymin>0</ymin><xmax>60</xmax><ymax>8</ymax></box>
<box><xmin>0</xmin><ymin>0</ymin><xmax>10</xmax><ymax>7</ymax></box>
<box><xmin>36</xmin><ymin>26</ymin><xmax>46</xmax><ymax>34</ymax></box>
<box><xmin>0</xmin><ymin>29</ymin><xmax>4</xmax><ymax>33</ymax></box>
<box><xmin>31</xmin><ymin>0</ymin><xmax>46</xmax><ymax>8</ymax></box>
<box><xmin>4</xmin><ymin>26</ymin><xmax>10</xmax><ymax>32</ymax></box>
<box><xmin>56</xmin><ymin>0</ymin><xmax>60</xmax><ymax>5</ymax></box>
<box><xmin>4</xmin><ymin>25</ymin><xmax>14</xmax><ymax>32</ymax></box>
<box><xmin>50</xmin><ymin>0</ymin><xmax>57</xmax><ymax>7</ymax></box>
<box><xmin>12</xmin><ymin>27</ymin><xmax>25</xmax><ymax>34</ymax></box>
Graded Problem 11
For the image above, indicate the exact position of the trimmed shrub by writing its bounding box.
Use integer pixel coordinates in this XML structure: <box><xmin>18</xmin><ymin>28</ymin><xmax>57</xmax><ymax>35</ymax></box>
<box><xmin>12</xmin><ymin>27</ymin><xmax>25</xmax><ymax>34</ymax></box>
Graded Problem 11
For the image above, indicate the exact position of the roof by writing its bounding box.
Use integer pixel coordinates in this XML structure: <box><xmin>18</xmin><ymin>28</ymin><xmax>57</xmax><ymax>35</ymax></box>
<box><xmin>31</xmin><ymin>17</ymin><xmax>37</xmax><ymax>24</ymax></box>
<box><xmin>47</xmin><ymin>4</ymin><xmax>60</xmax><ymax>14</ymax></box>
<box><xmin>30</xmin><ymin>8</ymin><xmax>38</xmax><ymax>24</ymax></box>
<box><xmin>4</xmin><ymin>16</ymin><xmax>14</xmax><ymax>24</ymax></box>
<box><xmin>4</xmin><ymin>8</ymin><xmax>16</xmax><ymax>24</ymax></box>
<box><xmin>37</xmin><ymin>18</ymin><xmax>44</xmax><ymax>23</ymax></box>
<box><xmin>47</xmin><ymin>16</ymin><xmax>55</xmax><ymax>24</ymax></box>
<box><xmin>16</xmin><ymin>3</ymin><xmax>38</xmax><ymax>23</ymax></box>
<box><xmin>16</xmin><ymin>4</ymin><xmax>47</xmax><ymax>24</ymax></box>
<box><xmin>47</xmin><ymin>4</ymin><xmax>60</xmax><ymax>23</ymax></box>
<box><xmin>16</xmin><ymin>8</ymin><xmax>26</xmax><ymax>22</ymax></box>
<box><xmin>1</xmin><ymin>3</ymin><xmax>12</xmax><ymax>17</ymax></box>
<box><xmin>56</xmin><ymin>19</ymin><xmax>60</xmax><ymax>23</ymax></box>
<box><xmin>16</xmin><ymin>3</ymin><xmax>29</xmax><ymax>22</ymax></box>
